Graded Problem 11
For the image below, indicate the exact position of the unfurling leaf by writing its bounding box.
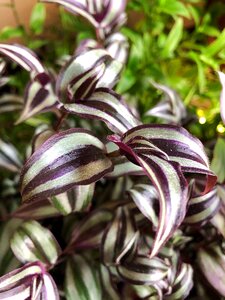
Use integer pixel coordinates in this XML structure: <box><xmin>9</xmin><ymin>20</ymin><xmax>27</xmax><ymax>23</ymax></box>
<box><xmin>16</xmin><ymin>73</ymin><xmax>58</xmax><ymax>124</ymax></box>
<box><xmin>105</xmin><ymin>33</ymin><xmax>129</xmax><ymax>65</ymax></box>
<box><xmin>65</xmin><ymin>255</ymin><xmax>102</xmax><ymax>300</ymax></box>
<box><xmin>0</xmin><ymin>44</ymin><xmax>58</xmax><ymax>122</ymax></box>
<box><xmin>101</xmin><ymin>206</ymin><xmax>138</xmax><ymax>265</ymax></box>
<box><xmin>61</xmin><ymin>88</ymin><xmax>140</xmax><ymax>135</ymax></box>
<box><xmin>0</xmin><ymin>261</ymin><xmax>59</xmax><ymax>300</ymax></box>
<box><xmin>57</xmin><ymin>49</ymin><xmax>123</xmax><ymax>102</ymax></box>
<box><xmin>127</xmin><ymin>184</ymin><xmax>159</xmax><ymax>229</ymax></box>
<box><xmin>20</xmin><ymin>128</ymin><xmax>113</xmax><ymax>202</ymax></box>
<box><xmin>11</xmin><ymin>220</ymin><xmax>62</xmax><ymax>266</ymax></box>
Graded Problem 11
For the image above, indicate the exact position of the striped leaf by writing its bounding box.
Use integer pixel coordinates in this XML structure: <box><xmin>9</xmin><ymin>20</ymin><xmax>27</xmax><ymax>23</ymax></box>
<box><xmin>61</xmin><ymin>88</ymin><xmax>140</xmax><ymax>135</ymax></box>
<box><xmin>66</xmin><ymin>209</ymin><xmax>113</xmax><ymax>252</ymax></box>
<box><xmin>11</xmin><ymin>220</ymin><xmax>62</xmax><ymax>266</ymax></box>
<box><xmin>65</xmin><ymin>255</ymin><xmax>102</xmax><ymax>300</ymax></box>
<box><xmin>0</xmin><ymin>94</ymin><xmax>23</xmax><ymax>114</ymax></box>
<box><xmin>145</xmin><ymin>82</ymin><xmax>187</xmax><ymax>124</ymax></box>
<box><xmin>16</xmin><ymin>73</ymin><xmax>58</xmax><ymax>124</ymax></box>
<box><xmin>106</xmin><ymin>33</ymin><xmax>129</xmax><ymax>64</ymax></box>
<box><xmin>0</xmin><ymin>44</ymin><xmax>45</xmax><ymax>74</ymax></box>
<box><xmin>51</xmin><ymin>183</ymin><xmax>95</xmax><ymax>215</ymax></box>
<box><xmin>184</xmin><ymin>187</ymin><xmax>220</xmax><ymax>225</ymax></box>
<box><xmin>57</xmin><ymin>49</ymin><xmax>122</xmax><ymax>102</ymax></box>
<box><xmin>108</xmin><ymin>124</ymin><xmax>216</xmax><ymax>257</ymax></box>
<box><xmin>0</xmin><ymin>139</ymin><xmax>22</xmax><ymax>173</ymax></box>
<box><xmin>127</xmin><ymin>184</ymin><xmax>159</xmax><ymax>229</ymax></box>
<box><xmin>32</xmin><ymin>129</ymin><xmax>55</xmax><ymax>153</ymax></box>
<box><xmin>12</xmin><ymin>199</ymin><xmax>60</xmax><ymax>220</ymax></box>
<box><xmin>0</xmin><ymin>44</ymin><xmax>58</xmax><ymax>123</ymax></box>
<box><xmin>211</xmin><ymin>185</ymin><xmax>225</xmax><ymax>237</ymax></box>
<box><xmin>100</xmin><ymin>265</ymin><xmax>120</xmax><ymax>300</ymax></box>
<box><xmin>117</xmin><ymin>255</ymin><xmax>169</xmax><ymax>285</ymax></box>
<box><xmin>101</xmin><ymin>206</ymin><xmax>138</xmax><ymax>265</ymax></box>
<box><xmin>41</xmin><ymin>0</ymin><xmax>126</xmax><ymax>35</ymax></box>
<box><xmin>198</xmin><ymin>244</ymin><xmax>225</xmax><ymax>297</ymax></box>
<box><xmin>0</xmin><ymin>261</ymin><xmax>59</xmax><ymax>300</ymax></box>
<box><xmin>20</xmin><ymin>128</ymin><xmax>113</xmax><ymax>202</ymax></box>
<box><xmin>165</xmin><ymin>262</ymin><xmax>193</xmax><ymax>300</ymax></box>
<box><xmin>131</xmin><ymin>285</ymin><xmax>161</xmax><ymax>300</ymax></box>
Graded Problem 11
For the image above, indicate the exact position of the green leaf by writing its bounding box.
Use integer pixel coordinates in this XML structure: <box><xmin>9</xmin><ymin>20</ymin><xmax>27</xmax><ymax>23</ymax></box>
<box><xmin>30</xmin><ymin>3</ymin><xmax>46</xmax><ymax>34</ymax></box>
<box><xmin>204</xmin><ymin>28</ymin><xmax>225</xmax><ymax>57</ymax></box>
<box><xmin>0</xmin><ymin>26</ymin><xmax>24</xmax><ymax>40</ymax></box>
<box><xmin>211</xmin><ymin>138</ymin><xmax>225</xmax><ymax>183</ymax></box>
<box><xmin>188</xmin><ymin>52</ymin><xmax>206</xmax><ymax>93</ymax></box>
<box><xmin>159</xmin><ymin>0</ymin><xmax>190</xmax><ymax>18</ymax></box>
<box><xmin>161</xmin><ymin>18</ymin><xmax>183</xmax><ymax>58</ymax></box>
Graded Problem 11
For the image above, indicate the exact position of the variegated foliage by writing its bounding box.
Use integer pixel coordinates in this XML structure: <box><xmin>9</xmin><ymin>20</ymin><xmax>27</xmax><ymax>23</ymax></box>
<box><xmin>0</xmin><ymin>0</ymin><xmax>222</xmax><ymax>299</ymax></box>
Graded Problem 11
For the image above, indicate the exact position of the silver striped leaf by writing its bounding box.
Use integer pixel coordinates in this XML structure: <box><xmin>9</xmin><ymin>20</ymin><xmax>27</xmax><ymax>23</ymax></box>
<box><xmin>184</xmin><ymin>187</ymin><xmax>220</xmax><ymax>225</ymax></box>
<box><xmin>66</xmin><ymin>209</ymin><xmax>113</xmax><ymax>252</ymax></box>
<box><xmin>20</xmin><ymin>128</ymin><xmax>113</xmax><ymax>203</ymax></box>
<box><xmin>12</xmin><ymin>199</ymin><xmax>60</xmax><ymax>220</ymax></box>
<box><xmin>41</xmin><ymin>0</ymin><xmax>126</xmax><ymax>38</ymax></box>
<box><xmin>61</xmin><ymin>88</ymin><xmax>140</xmax><ymax>135</ymax></box>
<box><xmin>145</xmin><ymin>82</ymin><xmax>187</xmax><ymax>125</ymax></box>
<box><xmin>65</xmin><ymin>255</ymin><xmax>102</xmax><ymax>300</ymax></box>
<box><xmin>0</xmin><ymin>261</ymin><xmax>59</xmax><ymax>300</ymax></box>
<box><xmin>127</xmin><ymin>183</ymin><xmax>159</xmax><ymax>229</ymax></box>
<box><xmin>117</xmin><ymin>255</ymin><xmax>169</xmax><ymax>285</ymax></box>
<box><xmin>0</xmin><ymin>94</ymin><xmax>23</xmax><ymax>114</ymax></box>
<box><xmin>0</xmin><ymin>44</ymin><xmax>58</xmax><ymax>123</ymax></box>
<box><xmin>50</xmin><ymin>183</ymin><xmax>95</xmax><ymax>215</ymax></box>
<box><xmin>56</xmin><ymin>49</ymin><xmax>123</xmax><ymax>102</ymax></box>
<box><xmin>105</xmin><ymin>33</ymin><xmax>129</xmax><ymax>65</ymax></box>
<box><xmin>108</xmin><ymin>125</ymin><xmax>217</xmax><ymax>257</ymax></box>
<box><xmin>198</xmin><ymin>243</ymin><xmax>225</xmax><ymax>297</ymax></box>
<box><xmin>0</xmin><ymin>44</ymin><xmax>45</xmax><ymax>74</ymax></box>
<box><xmin>165</xmin><ymin>262</ymin><xmax>193</xmax><ymax>300</ymax></box>
<box><xmin>100</xmin><ymin>265</ymin><xmax>120</xmax><ymax>300</ymax></box>
<box><xmin>101</xmin><ymin>206</ymin><xmax>138</xmax><ymax>266</ymax></box>
<box><xmin>0</xmin><ymin>139</ymin><xmax>22</xmax><ymax>173</ymax></box>
<box><xmin>11</xmin><ymin>220</ymin><xmax>62</xmax><ymax>266</ymax></box>
<box><xmin>15</xmin><ymin>73</ymin><xmax>58</xmax><ymax>124</ymax></box>
<box><xmin>31</xmin><ymin>129</ymin><xmax>55</xmax><ymax>153</ymax></box>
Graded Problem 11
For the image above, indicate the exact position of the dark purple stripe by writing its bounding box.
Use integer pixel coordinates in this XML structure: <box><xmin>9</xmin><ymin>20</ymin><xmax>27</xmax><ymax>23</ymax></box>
<box><xmin>22</xmin><ymin>164</ymin><xmax>113</xmax><ymax>203</ymax></box>
<box><xmin>22</xmin><ymin>145</ymin><xmax>107</xmax><ymax>196</ymax></box>
<box><xmin>20</xmin><ymin>128</ymin><xmax>98</xmax><ymax>182</ymax></box>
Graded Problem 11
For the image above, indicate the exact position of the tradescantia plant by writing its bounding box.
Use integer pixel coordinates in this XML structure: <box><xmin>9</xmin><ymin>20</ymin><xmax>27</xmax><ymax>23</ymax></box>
<box><xmin>0</xmin><ymin>0</ymin><xmax>225</xmax><ymax>299</ymax></box>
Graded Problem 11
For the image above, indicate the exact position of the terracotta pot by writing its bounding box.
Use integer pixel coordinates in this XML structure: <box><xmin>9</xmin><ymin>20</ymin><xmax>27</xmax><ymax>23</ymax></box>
<box><xmin>0</xmin><ymin>0</ymin><xmax>59</xmax><ymax>36</ymax></box>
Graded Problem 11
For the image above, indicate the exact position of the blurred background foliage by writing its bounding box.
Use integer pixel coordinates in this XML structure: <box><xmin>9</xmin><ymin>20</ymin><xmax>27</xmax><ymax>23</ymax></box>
<box><xmin>1</xmin><ymin>0</ymin><xmax>225</xmax><ymax>151</ymax></box>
